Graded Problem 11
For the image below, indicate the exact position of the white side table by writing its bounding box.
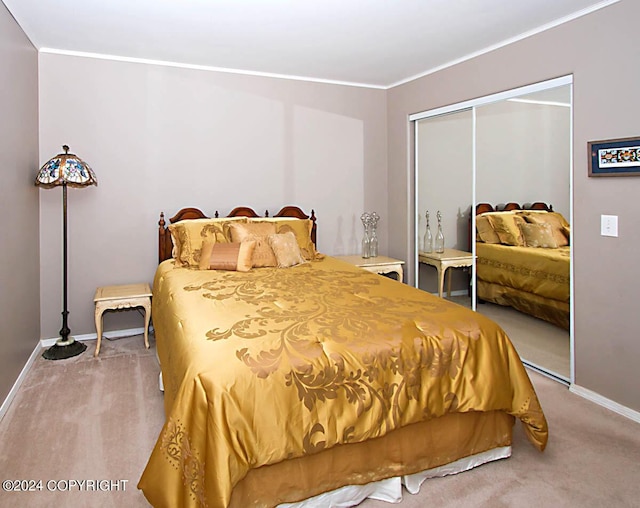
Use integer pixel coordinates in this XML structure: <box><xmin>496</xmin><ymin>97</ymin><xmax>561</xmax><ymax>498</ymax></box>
<box><xmin>418</xmin><ymin>249</ymin><xmax>474</xmax><ymax>298</ymax></box>
<box><xmin>93</xmin><ymin>283</ymin><xmax>152</xmax><ymax>357</ymax></box>
<box><xmin>335</xmin><ymin>255</ymin><xmax>405</xmax><ymax>282</ymax></box>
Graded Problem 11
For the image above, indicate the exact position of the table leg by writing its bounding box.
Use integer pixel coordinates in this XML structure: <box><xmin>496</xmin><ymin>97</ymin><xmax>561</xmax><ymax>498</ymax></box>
<box><xmin>143</xmin><ymin>300</ymin><xmax>151</xmax><ymax>349</ymax></box>
<box><xmin>437</xmin><ymin>266</ymin><xmax>445</xmax><ymax>298</ymax></box>
<box><xmin>447</xmin><ymin>268</ymin><xmax>453</xmax><ymax>298</ymax></box>
<box><xmin>94</xmin><ymin>305</ymin><xmax>103</xmax><ymax>357</ymax></box>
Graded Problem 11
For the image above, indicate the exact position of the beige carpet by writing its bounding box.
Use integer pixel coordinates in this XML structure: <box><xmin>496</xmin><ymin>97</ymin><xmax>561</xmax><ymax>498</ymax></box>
<box><xmin>1</xmin><ymin>334</ymin><xmax>639</xmax><ymax>507</ymax></box>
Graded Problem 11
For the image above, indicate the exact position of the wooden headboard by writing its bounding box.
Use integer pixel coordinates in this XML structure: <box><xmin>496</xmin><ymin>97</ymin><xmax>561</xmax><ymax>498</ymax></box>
<box><xmin>158</xmin><ymin>205</ymin><xmax>317</xmax><ymax>264</ymax></box>
<box><xmin>469</xmin><ymin>202</ymin><xmax>553</xmax><ymax>248</ymax></box>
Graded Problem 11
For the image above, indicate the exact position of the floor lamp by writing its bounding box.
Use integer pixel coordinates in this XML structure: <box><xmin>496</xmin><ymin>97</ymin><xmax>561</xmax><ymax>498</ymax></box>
<box><xmin>36</xmin><ymin>145</ymin><xmax>98</xmax><ymax>360</ymax></box>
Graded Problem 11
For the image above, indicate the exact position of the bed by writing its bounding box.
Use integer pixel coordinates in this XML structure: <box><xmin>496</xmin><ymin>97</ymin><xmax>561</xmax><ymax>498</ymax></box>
<box><xmin>474</xmin><ymin>202</ymin><xmax>570</xmax><ymax>330</ymax></box>
<box><xmin>138</xmin><ymin>205</ymin><xmax>548</xmax><ymax>508</ymax></box>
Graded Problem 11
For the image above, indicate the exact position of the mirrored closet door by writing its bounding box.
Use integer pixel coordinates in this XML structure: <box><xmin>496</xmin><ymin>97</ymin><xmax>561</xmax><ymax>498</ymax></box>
<box><xmin>412</xmin><ymin>76</ymin><xmax>573</xmax><ymax>383</ymax></box>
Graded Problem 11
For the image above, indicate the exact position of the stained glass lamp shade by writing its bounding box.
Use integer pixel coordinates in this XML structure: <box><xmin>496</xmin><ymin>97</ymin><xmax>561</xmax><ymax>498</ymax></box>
<box><xmin>35</xmin><ymin>145</ymin><xmax>97</xmax><ymax>360</ymax></box>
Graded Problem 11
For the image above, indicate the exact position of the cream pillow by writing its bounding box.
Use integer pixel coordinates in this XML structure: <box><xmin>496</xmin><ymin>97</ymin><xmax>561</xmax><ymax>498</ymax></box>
<box><xmin>198</xmin><ymin>239</ymin><xmax>256</xmax><ymax>272</ymax></box>
<box><xmin>268</xmin><ymin>231</ymin><xmax>306</xmax><ymax>268</ymax></box>
<box><xmin>228</xmin><ymin>222</ymin><xmax>278</xmax><ymax>268</ymax></box>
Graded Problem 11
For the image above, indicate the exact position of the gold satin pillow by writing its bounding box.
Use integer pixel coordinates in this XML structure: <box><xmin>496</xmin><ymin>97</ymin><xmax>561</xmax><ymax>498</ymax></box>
<box><xmin>519</xmin><ymin>223</ymin><xmax>558</xmax><ymax>249</ymax></box>
<box><xmin>253</xmin><ymin>218</ymin><xmax>319</xmax><ymax>260</ymax></box>
<box><xmin>522</xmin><ymin>212</ymin><xmax>569</xmax><ymax>247</ymax></box>
<box><xmin>476</xmin><ymin>215</ymin><xmax>500</xmax><ymax>244</ymax></box>
<box><xmin>487</xmin><ymin>213</ymin><xmax>526</xmax><ymax>246</ymax></box>
<box><xmin>268</xmin><ymin>231</ymin><xmax>306</xmax><ymax>268</ymax></box>
<box><xmin>168</xmin><ymin>217</ymin><xmax>248</xmax><ymax>267</ymax></box>
<box><xmin>198</xmin><ymin>239</ymin><xmax>256</xmax><ymax>272</ymax></box>
<box><xmin>228</xmin><ymin>222</ymin><xmax>278</xmax><ymax>268</ymax></box>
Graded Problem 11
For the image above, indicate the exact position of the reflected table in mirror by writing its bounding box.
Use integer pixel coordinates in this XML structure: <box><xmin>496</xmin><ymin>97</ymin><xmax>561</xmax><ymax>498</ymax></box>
<box><xmin>418</xmin><ymin>249</ymin><xmax>474</xmax><ymax>298</ymax></box>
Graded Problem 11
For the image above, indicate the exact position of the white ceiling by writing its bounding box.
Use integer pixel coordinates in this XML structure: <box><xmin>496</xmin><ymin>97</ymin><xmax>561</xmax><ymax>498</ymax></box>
<box><xmin>3</xmin><ymin>0</ymin><xmax>617</xmax><ymax>88</ymax></box>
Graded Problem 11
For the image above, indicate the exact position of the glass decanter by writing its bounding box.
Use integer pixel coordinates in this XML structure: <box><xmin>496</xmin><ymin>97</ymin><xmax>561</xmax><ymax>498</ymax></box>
<box><xmin>369</xmin><ymin>225</ymin><xmax>378</xmax><ymax>258</ymax></box>
<box><xmin>423</xmin><ymin>211</ymin><xmax>433</xmax><ymax>253</ymax></box>
<box><xmin>361</xmin><ymin>213</ymin><xmax>371</xmax><ymax>258</ymax></box>
<box><xmin>435</xmin><ymin>210</ymin><xmax>445</xmax><ymax>253</ymax></box>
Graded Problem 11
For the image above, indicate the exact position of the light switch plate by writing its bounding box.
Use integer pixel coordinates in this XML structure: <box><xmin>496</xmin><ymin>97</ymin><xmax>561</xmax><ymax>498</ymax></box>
<box><xmin>601</xmin><ymin>215</ymin><xmax>618</xmax><ymax>237</ymax></box>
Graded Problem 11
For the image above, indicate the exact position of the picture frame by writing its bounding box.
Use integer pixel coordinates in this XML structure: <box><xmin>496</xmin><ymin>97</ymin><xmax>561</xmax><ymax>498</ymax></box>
<box><xmin>588</xmin><ymin>136</ymin><xmax>640</xmax><ymax>177</ymax></box>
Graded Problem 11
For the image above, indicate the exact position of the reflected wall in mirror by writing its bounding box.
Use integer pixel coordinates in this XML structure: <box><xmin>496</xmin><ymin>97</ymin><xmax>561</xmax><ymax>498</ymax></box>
<box><xmin>416</xmin><ymin>109</ymin><xmax>473</xmax><ymax>306</ymax></box>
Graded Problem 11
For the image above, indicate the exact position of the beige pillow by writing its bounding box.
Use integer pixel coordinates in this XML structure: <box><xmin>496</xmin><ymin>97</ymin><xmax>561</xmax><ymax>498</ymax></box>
<box><xmin>476</xmin><ymin>215</ymin><xmax>501</xmax><ymax>244</ymax></box>
<box><xmin>522</xmin><ymin>212</ymin><xmax>569</xmax><ymax>247</ymax></box>
<box><xmin>487</xmin><ymin>213</ymin><xmax>526</xmax><ymax>246</ymax></box>
<box><xmin>228</xmin><ymin>222</ymin><xmax>278</xmax><ymax>268</ymax></box>
<box><xmin>253</xmin><ymin>218</ymin><xmax>319</xmax><ymax>260</ymax></box>
<box><xmin>268</xmin><ymin>231</ymin><xmax>306</xmax><ymax>268</ymax></box>
<box><xmin>168</xmin><ymin>217</ymin><xmax>247</xmax><ymax>266</ymax></box>
<box><xmin>519</xmin><ymin>223</ymin><xmax>558</xmax><ymax>249</ymax></box>
<box><xmin>198</xmin><ymin>239</ymin><xmax>256</xmax><ymax>272</ymax></box>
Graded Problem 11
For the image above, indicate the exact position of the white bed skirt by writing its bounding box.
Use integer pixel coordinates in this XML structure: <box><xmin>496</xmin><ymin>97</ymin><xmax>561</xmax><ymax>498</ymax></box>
<box><xmin>279</xmin><ymin>446</ymin><xmax>512</xmax><ymax>508</ymax></box>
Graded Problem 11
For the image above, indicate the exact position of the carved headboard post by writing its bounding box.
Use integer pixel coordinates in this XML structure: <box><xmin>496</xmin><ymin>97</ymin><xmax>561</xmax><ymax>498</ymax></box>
<box><xmin>158</xmin><ymin>212</ymin><xmax>167</xmax><ymax>265</ymax></box>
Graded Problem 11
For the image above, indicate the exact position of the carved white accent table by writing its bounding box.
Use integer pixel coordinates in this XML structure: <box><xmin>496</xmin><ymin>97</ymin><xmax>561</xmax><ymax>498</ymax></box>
<box><xmin>93</xmin><ymin>283</ymin><xmax>152</xmax><ymax>357</ymax></box>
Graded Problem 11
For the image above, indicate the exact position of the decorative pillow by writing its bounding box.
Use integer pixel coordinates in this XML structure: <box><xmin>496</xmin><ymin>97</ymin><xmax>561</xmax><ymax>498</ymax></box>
<box><xmin>486</xmin><ymin>213</ymin><xmax>526</xmax><ymax>246</ymax></box>
<box><xmin>519</xmin><ymin>223</ymin><xmax>558</xmax><ymax>249</ymax></box>
<box><xmin>522</xmin><ymin>212</ymin><xmax>569</xmax><ymax>247</ymax></box>
<box><xmin>168</xmin><ymin>217</ymin><xmax>248</xmax><ymax>267</ymax></box>
<box><xmin>268</xmin><ymin>231</ymin><xmax>306</xmax><ymax>268</ymax></box>
<box><xmin>476</xmin><ymin>215</ymin><xmax>501</xmax><ymax>244</ymax></box>
<box><xmin>253</xmin><ymin>218</ymin><xmax>319</xmax><ymax>260</ymax></box>
<box><xmin>228</xmin><ymin>222</ymin><xmax>278</xmax><ymax>267</ymax></box>
<box><xmin>198</xmin><ymin>239</ymin><xmax>256</xmax><ymax>272</ymax></box>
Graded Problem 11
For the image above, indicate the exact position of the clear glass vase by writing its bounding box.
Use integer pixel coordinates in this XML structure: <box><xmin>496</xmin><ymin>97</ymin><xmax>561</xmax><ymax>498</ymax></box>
<box><xmin>423</xmin><ymin>212</ymin><xmax>433</xmax><ymax>253</ymax></box>
<box><xmin>435</xmin><ymin>211</ymin><xmax>445</xmax><ymax>253</ymax></box>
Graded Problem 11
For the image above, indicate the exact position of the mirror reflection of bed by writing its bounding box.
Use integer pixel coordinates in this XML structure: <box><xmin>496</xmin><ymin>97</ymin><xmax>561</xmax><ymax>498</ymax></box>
<box><xmin>472</xmin><ymin>202</ymin><xmax>570</xmax><ymax>382</ymax></box>
<box><xmin>415</xmin><ymin>81</ymin><xmax>572</xmax><ymax>383</ymax></box>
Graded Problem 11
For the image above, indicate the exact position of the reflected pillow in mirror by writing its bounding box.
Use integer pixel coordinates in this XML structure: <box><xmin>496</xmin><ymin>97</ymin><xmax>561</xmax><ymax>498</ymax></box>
<box><xmin>476</xmin><ymin>215</ymin><xmax>501</xmax><ymax>244</ymax></box>
<box><xmin>487</xmin><ymin>213</ymin><xmax>526</xmax><ymax>246</ymax></box>
<box><xmin>519</xmin><ymin>223</ymin><xmax>558</xmax><ymax>249</ymax></box>
<box><xmin>522</xmin><ymin>212</ymin><xmax>569</xmax><ymax>247</ymax></box>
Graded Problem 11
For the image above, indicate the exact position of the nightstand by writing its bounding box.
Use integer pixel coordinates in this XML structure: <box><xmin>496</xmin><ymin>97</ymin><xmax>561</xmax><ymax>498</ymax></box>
<box><xmin>93</xmin><ymin>283</ymin><xmax>152</xmax><ymax>357</ymax></box>
<box><xmin>418</xmin><ymin>249</ymin><xmax>474</xmax><ymax>298</ymax></box>
<box><xmin>335</xmin><ymin>255</ymin><xmax>405</xmax><ymax>282</ymax></box>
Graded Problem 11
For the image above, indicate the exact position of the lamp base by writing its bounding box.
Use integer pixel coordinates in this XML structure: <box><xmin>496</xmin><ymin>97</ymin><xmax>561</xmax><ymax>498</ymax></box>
<box><xmin>42</xmin><ymin>338</ymin><xmax>87</xmax><ymax>360</ymax></box>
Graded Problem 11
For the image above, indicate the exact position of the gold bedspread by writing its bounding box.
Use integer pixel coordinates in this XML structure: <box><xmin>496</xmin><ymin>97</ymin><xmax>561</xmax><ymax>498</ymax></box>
<box><xmin>138</xmin><ymin>256</ymin><xmax>547</xmax><ymax>508</ymax></box>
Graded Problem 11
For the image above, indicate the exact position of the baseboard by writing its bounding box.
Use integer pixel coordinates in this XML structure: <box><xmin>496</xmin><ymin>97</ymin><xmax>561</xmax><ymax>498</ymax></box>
<box><xmin>0</xmin><ymin>342</ymin><xmax>42</xmax><ymax>423</ymax></box>
<box><xmin>40</xmin><ymin>326</ymin><xmax>153</xmax><ymax>348</ymax></box>
<box><xmin>570</xmin><ymin>383</ymin><xmax>640</xmax><ymax>424</ymax></box>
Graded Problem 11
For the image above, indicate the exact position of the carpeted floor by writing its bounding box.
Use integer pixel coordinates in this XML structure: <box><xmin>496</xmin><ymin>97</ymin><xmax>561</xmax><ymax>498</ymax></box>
<box><xmin>0</xmin><ymin>334</ymin><xmax>638</xmax><ymax>507</ymax></box>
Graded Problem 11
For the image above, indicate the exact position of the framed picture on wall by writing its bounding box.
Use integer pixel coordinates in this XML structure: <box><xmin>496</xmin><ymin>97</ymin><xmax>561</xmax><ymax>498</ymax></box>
<box><xmin>588</xmin><ymin>136</ymin><xmax>640</xmax><ymax>177</ymax></box>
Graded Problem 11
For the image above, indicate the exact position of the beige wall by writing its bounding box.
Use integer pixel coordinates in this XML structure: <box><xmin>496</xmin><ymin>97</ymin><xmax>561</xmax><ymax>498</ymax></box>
<box><xmin>38</xmin><ymin>54</ymin><xmax>388</xmax><ymax>339</ymax></box>
<box><xmin>388</xmin><ymin>0</ymin><xmax>640</xmax><ymax>411</ymax></box>
<box><xmin>0</xmin><ymin>4</ymin><xmax>39</xmax><ymax>401</ymax></box>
